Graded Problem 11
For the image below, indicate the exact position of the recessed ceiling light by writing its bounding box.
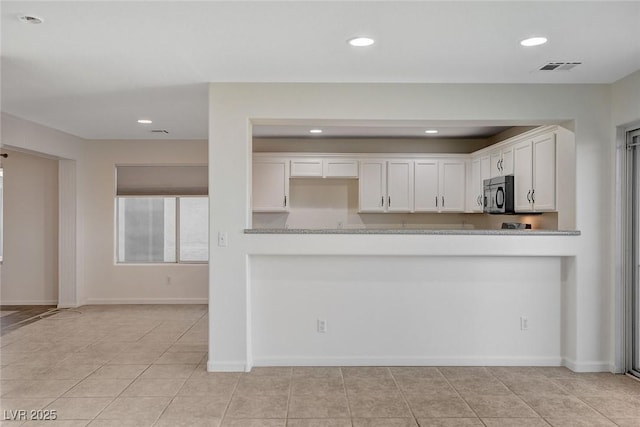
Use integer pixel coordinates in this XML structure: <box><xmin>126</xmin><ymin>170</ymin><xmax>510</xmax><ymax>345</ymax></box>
<box><xmin>348</xmin><ymin>37</ymin><xmax>375</xmax><ymax>47</ymax></box>
<box><xmin>520</xmin><ymin>37</ymin><xmax>548</xmax><ymax>47</ymax></box>
<box><xmin>137</xmin><ymin>119</ymin><xmax>153</xmax><ymax>124</ymax></box>
<box><xmin>424</xmin><ymin>129</ymin><xmax>439</xmax><ymax>134</ymax></box>
<box><xmin>309</xmin><ymin>129</ymin><xmax>323</xmax><ymax>134</ymax></box>
<box><xmin>18</xmin><ymin>15</ymin><xmax>44</xmax><ymax>24</ymax></box>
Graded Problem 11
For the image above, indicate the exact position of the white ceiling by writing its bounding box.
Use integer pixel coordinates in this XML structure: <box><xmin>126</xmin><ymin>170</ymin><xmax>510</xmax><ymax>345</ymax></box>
<box><xmin>2</xmin><ymin>1</ymin><xmax>639</xmax><ymax>140</ymax></box>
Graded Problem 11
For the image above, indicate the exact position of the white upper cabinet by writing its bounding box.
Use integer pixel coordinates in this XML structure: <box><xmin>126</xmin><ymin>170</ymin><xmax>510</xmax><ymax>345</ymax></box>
<box><xmin>532</xmin><ymin>133</ymin><xmax>556</xmax><ymax>211</ymax></box>
<box><xmin>513</xmin><ymin>141</ymin><xmax>534</xmax><ymax>212</ymax></box>
<box><xmin>415</xmin><ymin>158</ymin><xmax>466</xmax><ymax>213</ymax></box>
<box><xmin>414</xmin><ymin>159</ymin><xmax>439</xmax><ymax>212</ymax></box>
<box><xmin>468</xmin><ymin>154</ymin><xmax>490</xmax><ymax>212</ymax></box>
<box><xmin>501</xmin><ymin>145</ymin><xmax>514</xmax><ymax>176</ymax></box>
<box><xmin>439</xmin><ymin>159</ymin><xmax>466</xmax><ymax>212</ymax></box>
<box><xmin>359</xmin><ymin>160</ymin><xmax>387</xmax><ymax>212</ymax></box>
<box><xmin>359</xmin><ymin>160</ymin><xmax>413</xmax><ymax>213</ymax></box>
<box><xmin>490</xmin><ymin>145</ymin><xmax>514</xmax><ymax>178</ymax></box>
<box><xmin>290</xmin><ymin>158</ymin><xmax>323</xmax><ymax>177</ymax></box>
<box><xmin>323</xmin><ymin>159</ymin><xmax>358</xmax><ymax>178</ymax></box>
<box><xmin>513</xmin><ymin>132</ymin><xmax>556</xmax><ymax>212</ymax></box>
<box><xmin>290</xmin><ymin>157</ymin><xmax>359</xmax><ymax>178</ymax></box>
<box><xmin>387</xmin><ymin>160</ymin><xmax>414</xmax><ymax>212</ymax></box>
<box><xmin>252</xmin><ymin>159</ymin><xmax>290</xmax><ymax>212</ymax></box>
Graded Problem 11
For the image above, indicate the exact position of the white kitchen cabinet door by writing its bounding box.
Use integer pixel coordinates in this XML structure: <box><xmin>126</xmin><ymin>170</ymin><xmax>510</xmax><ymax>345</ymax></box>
<box><xmin>490</xmin><ymin>150</ymin><xmax>502</xmax><ymax>178</ymax></box>
<box><xmin>323</xmin><ymin>159</ymin><xmax>358</xmax><ymax>178</ymax></box>
<box><xmin>469</xmin><ymin>156</ymin><xmax>489</xmax><ymax>212</ymax></box>
<box><xmin>290</xmin><ymin>158</ymin><xmax>323</xmax><ymax>177</ymax></box>
<box><xmin>415</xmin><ymin>159</ymin><xmax>439</xmax><ymax>212</ymax></box>
<box><xmin>359</xmin><ymin>160</ymin><xmax>386</xmax><ymax>212</ymax></box>
<box><xmin>387</xmin><ymin>160</ymin><xmax>414</xmax><ymax>212</ymax></box>
<box><xmin>490</xmin><ymin>146</ymin><xmax>514</xmax><ymax>177</ymax></box>
<box><xmin>513</xmin><ymin>140</ymin><xmax>534</xmax><ymax>212</ymax></box>
<box><xmin>532</xmin><ymin>133</ymin><xmax>556</xmax><ymax>211</ymax></box>
<box><xmin>501</xmin><ymin>145</ymin><xmax>514</xmax><ymax>176</ymax></box>
<box><xmin>252</xmin><ymin>160</ymin><xmax>290</xmax><ymax>212</ymax></box>
<box><xmin>439</xmin><ymin>159</ymin><xmax>466</xmax><ymax>212</ymax></box>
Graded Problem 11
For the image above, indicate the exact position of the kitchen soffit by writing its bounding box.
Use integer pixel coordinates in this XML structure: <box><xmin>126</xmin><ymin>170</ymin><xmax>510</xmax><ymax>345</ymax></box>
<box><xmin>252</xmin><ymin>125</ymin><xmax>514</xmax><ymax>139</ymax></box>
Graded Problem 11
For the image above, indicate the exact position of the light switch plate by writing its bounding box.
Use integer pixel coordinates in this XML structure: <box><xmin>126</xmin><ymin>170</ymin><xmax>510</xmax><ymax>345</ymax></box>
<box><xmin>218</xmin><ymin>232</ymin><xmax>228</xmax><ymax>247</ymax></box>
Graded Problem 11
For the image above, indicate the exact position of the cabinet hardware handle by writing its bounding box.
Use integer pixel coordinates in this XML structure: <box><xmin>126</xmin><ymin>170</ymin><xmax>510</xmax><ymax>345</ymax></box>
<box><xmin>478</xmin><ymin>195</ymin><xmax>481</xmax><ymax>205</ymax></box>
<box><xmin>381</xmin><ymin>196</ymin><xmax>384</xmax><ymax>207</ymax></box>
<box><xmin>388</xmin><ymin>196</ymin><xmax>391</xmax><ymax>207</ymax></box>
<box><xmin>442</xmin><ymin>196</ymin><xmax>445</xmax><ymax>207</ymax></box>
<box><xmin>526</xmin><ymin>190</ymin><xmax>531</xmax><ymax>202</ymax></box>
<box><xmin>435</xmin><ymin>196</ymin><xmax>438</xmax><ymax>207</ymax></box>
<box><xmin>499</xmin><ymin>159</ymin><xmax>503</xmax><ymax>172</ymax></box>
<box><xmin>531</xmin><ymin>189</ymin><xmax>535</xmax><ymax>203</ymax></box>
<box><xmin>284</xmin><ymin>195</ymin><xmax>287</xmax><ymax>206</ymax></box>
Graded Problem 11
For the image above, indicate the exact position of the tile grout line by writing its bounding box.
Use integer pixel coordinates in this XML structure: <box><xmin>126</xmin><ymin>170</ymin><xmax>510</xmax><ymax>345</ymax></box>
<box><xmin>436</xmin><ymin>367</ymin><xmax>488</xmax><ymax>426</ymax></box>
<box><xmin>284</xmin><ymin>367</ymin><xmax>293</xmax><ymax>425</ymax></box>
<box><xmin>387</xmin><ymin>367</ymin><xmax>420</xmax><ymax>426</ymax></box>
<box><xmin>338</xmin><ymin>367</ymin><xmax>355</xmax><ymax>427</ymax></box>
<box><xmin>487</xmin><ymin>368</ymin><xmax>551</xmax><ymax>425</ymax></box>
<box><xmin>218</xmin><ymin>368</ymin><xmax>243</xmax><ymax>426</ymax></box>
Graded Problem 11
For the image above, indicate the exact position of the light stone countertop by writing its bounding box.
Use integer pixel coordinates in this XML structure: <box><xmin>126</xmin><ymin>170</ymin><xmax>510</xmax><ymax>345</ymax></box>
<box><xmin>244</xmin><ymin>228</ymin><xmax>581</xmax><ymax>236</ymax></box>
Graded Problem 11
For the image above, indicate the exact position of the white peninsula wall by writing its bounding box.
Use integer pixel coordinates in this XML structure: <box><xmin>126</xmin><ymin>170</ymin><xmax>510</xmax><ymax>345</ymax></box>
<box><xmin>208</xmin><ymin>83</ymin><xmax>612</xmax><ymax>372</ymax></box>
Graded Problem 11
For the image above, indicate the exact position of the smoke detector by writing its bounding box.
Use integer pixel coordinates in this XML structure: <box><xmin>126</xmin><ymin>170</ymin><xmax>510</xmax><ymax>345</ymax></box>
<box><xmin>539</xmin><ymin>62</ymin><xmax>582</xmax><ymax>71</ymax></box>
<box><xmin>18</xmin><ymin>15</ymin><xmax>44</xmax><ymax>24</ymax></box>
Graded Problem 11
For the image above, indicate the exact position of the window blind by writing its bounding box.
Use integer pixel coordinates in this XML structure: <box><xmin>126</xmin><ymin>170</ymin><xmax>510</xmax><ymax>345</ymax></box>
<box><xmin>116</xmin><ymin>165</ymin><xmax>207</xmax><ymax>196</ymax></box>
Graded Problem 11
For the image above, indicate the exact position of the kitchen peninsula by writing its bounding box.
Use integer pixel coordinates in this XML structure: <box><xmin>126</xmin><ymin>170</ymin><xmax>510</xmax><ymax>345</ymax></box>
<box><xmin>236</xmin><ymin>123</ymin><xmax>580</xmax><ymax>371</ymax></box>
<box><xmin>208</xmin><ymin>83</ymin><xmax>602</xmax><ymax>375</ymax></box>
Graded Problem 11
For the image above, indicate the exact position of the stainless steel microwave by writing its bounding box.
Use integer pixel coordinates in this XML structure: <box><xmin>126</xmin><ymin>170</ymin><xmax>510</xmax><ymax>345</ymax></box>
<box><xmin>483</xmin><ymin>175</ymin><xmax>515</xmax><ymax>214</ymax></box>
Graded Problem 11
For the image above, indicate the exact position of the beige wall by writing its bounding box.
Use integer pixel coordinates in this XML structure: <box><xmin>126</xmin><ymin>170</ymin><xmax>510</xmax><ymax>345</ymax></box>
<box><xmin>612</xmin><ymin>69</ymin><xmax>640</xmax><ymax>127</ymax></box>
<box><xmin>1</xmin><ymin>149</ymin><xmax>59</xmax><ymax>304</ymax></box>
<box><xmin>80</xmin><ymin>139</ymin><xmax>209</xmax><ymax>304</ymax></box>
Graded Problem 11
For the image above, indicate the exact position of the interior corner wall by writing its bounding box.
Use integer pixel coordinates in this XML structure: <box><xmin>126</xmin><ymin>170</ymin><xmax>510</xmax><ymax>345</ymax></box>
<box><xmin>612</xmin><ymin>70</ymin><xmax>640</xmax><ymax>127</ymax></box>
<box><xmin>1</xmin><ymin>149</ymin><xmax>59</xmax><ymax>304</ymax></box>
<box><xmin>1</xmin><ymin>113</ymin><xmax>85</xmax><ymax>307</ymax></box>
<box><xmin>209</xmin><ymin>83</ymin><xmax>613</xmax><ymax>372</ymax></box>
<box><xmin>80</xmin><ymin>139</ymin><xmax>209</xmax><ymax>304</ymax></box>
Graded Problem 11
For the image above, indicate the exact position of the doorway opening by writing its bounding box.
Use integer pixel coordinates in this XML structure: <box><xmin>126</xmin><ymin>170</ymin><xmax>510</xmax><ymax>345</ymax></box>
<box><xmin>623</xmin><ymin>126</ymin><xmax>640</xmax><ymax>377</ymax></box>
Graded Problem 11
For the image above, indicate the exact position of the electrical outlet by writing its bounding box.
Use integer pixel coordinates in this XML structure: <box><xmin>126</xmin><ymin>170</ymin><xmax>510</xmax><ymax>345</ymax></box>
<box><xmin>520</xmin><ymin>316</ymin><xmax>529</xmax><ymax>331</ymax></box>
<box><xmin>317</xmin><ymin>319</ymin><xmax>327</xmax><ymax>333</ymax></box>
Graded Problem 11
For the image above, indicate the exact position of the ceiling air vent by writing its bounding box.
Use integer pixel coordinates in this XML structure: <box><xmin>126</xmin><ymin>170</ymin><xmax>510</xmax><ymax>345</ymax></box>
<box><xmin>539</xmin><ymin>62</ymin><xmax>582</xmax><ymax>71</ymax></box>
<box><xmin>150</xmin><ymin>129</ymin><xmax>169</xmax><ymax>134</ymax></box>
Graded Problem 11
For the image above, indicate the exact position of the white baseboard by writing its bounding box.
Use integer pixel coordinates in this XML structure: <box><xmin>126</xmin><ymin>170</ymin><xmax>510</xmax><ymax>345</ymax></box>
<box><xmin>84</xmin><ymin>298</ymin><xmax>208</xmax><ymax>305</ymax></box>
<box><xmin>252</xmin><ymin>356</ymin><xmax>564</xmax><ymax>367</ymax></box>
<box><xmin>0</xmin><ymin>300</ymin><xmax>58</xmax><ymax>305</ymax></box>
<box><xmin>563</xmin><ymin>358</ymin><xmax>612</xmax><ymax>373</ymax></box>
<box><xmin>207</xmin><ymin>360</ymin><xmax>249</xmax><ymax>372</ymax></box>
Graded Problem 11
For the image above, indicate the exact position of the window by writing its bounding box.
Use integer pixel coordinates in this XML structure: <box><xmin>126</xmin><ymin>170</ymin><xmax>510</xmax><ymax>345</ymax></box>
<box><xmin>115</xmin><ymin>165</ymin><xmax>208</xmax><ymax>264</ymax></box>
<box><xmin>117</xmin><ymin>196</ymin><xmax>208</xmax><ymax>263</ymax></box>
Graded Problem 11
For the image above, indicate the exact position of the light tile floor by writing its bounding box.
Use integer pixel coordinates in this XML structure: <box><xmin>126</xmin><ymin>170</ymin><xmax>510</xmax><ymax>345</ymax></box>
<box><xmin>1</xmin><ymin>305</ymin><xmax>640</xmax><ymax>426</ymax></box>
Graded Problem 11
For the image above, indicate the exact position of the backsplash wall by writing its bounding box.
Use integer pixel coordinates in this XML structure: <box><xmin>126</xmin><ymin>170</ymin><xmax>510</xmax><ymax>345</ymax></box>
<box><xmin>252</xmin><ymin>178</ymin><xmax>559</xmax><ymax>230</ymax></box>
